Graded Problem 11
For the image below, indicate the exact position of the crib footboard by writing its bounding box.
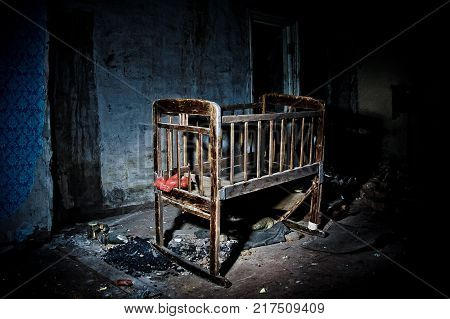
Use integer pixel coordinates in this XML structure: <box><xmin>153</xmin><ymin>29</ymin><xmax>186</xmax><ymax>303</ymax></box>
<box><xmin>152</xmin><ymin>98</ymin><xmax>226</xmax><ymax>283</ymax></box>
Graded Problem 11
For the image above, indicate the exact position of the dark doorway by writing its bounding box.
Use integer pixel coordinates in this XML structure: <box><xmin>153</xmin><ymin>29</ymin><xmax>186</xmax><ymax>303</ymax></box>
<box><xmin>250</xmin><ymin>15</ymin><xmax>300</xmax><ymax>101</ymax></box>
<box><xmin>251</xmin><ymin>22</ymin><xmax>285</xmax><ymax>100</ymax></box>
<box><xmin>48</xmin><ymin>8</ymin><xmax>102</xmax><ymax>225</ymax></box>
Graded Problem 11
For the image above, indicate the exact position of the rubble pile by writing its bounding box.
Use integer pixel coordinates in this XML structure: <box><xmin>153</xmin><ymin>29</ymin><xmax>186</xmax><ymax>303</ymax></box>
<box><xmin>168</xmin><ymin>234</ymin><xmax>238</xmax><ymax>268</ymax></box>
<box><xmin>323</xmin><ymin>161</ymin><xmax>402</xmax><ymax>220</ymax></box>
<box><xmin>352</xmin><ymin>161</ymin><xmax>403</xmax><ymax>215</ymax></box>
<box><xmin>103</xmin><ymin>237</ymin><xmax>178</xmax><ymax>276</ymax></box>
<box><xmin>102</xmin><ymin>234</ymin><xmax>238</xmax><ymax>276</ymax></box>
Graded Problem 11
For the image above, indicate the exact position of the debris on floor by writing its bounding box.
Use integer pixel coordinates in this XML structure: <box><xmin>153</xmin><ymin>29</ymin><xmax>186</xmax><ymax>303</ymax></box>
<box><xmin>302</xmin><ymin>162</ymin><xmax>399</xmax><ymax>254</ymax></box>
<box><xmin>87</xmin><ymin>222</ymin><xmax>110</xmax><ymax>240</ymax></box>
<box><xmin>99</xmin><ymin>233</ymin><xmax>129</xmax><ymax>245</ymax></box>
<box><xmin>243</xmin><ymin>222</ymin><xmax>291</xmax><ymax>249</ymax></box>
<box><xmin>168</xmin><ymin>233</ymin><xmax>238</xmax><ymax>267</ymax></box>
<box><xmin>285</xmin><ymin>231</ymin><xmax>302</xmax><ymax>242</ymax></box>
<box><xmin>116</xmin><ymin>279</ymin><xmax>133</xmax><ymax>287</ymax></box>
<box><xmin>251</xmin><ymin>217</ymin><xmax>276</xmax><ymax>230</ymax></box>
<box><xmin>103</xmin><ymin>237</ymin><xmax>178</xmax><ymax>277</ymax></box>
<box><xmin>322</xmin><ymin>172</ymin><xmax>360</xmax><ymax>220</ymax></box>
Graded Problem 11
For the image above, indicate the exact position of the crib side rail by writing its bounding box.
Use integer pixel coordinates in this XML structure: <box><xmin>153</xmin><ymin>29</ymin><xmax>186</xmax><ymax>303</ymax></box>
<box><xmin>219</xmin><ymin>95</ymin><xmax>325</xmax><ymax>199</ymax></box>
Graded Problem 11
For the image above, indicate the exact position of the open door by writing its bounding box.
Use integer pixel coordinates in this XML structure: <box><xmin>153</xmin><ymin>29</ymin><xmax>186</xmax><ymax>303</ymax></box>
<box><xmin>250</xmin><ymin>13</ymin><xmax>300</xmax><ymax>102</ymax></box>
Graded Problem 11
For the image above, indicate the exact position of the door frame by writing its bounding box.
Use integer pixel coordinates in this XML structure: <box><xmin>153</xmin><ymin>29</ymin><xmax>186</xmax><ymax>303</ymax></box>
<box><xmin>248</xmin><ymin>11</ymin><xmax>301</xmax><ymax>102</ymax></box>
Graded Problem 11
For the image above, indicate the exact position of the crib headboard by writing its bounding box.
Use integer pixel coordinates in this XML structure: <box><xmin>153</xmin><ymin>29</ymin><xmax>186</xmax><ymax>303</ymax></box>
<box><xmin>261</xmin><ymin>93</ymin><xmax>325</xmax><ymax>113</ymax></box>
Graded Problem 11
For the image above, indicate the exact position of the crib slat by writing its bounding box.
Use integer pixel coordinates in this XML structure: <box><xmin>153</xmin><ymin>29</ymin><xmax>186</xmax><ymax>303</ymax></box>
<box><xmin>167</xmin><ymin>116</ymin><xmax>173</xmax><ymax>173</ymax></box>
<box><xmin>239</xmin><ymin>124</ymin><xmax>244</xmax><ymax>174</ymax></box>
<box><xmin>280</xmin><ymin>119</ymin><xmax>285</xmax><ymax>172</ymax></box>
<box><xmin>309</xmin><ymin>118</ymin><xmax>314</xmax><ymax>164</ymax></box>
<box><xmin>290</xmin><ymin>118</ymin><xmax>295</xmax><ymax>169</ymax></box>
<box><xmin>198</xmin><ymin>133</ymin><xmax>204</xmax><ymax>195</ymax></box>
<box><xmin>154</xmin><ymin>108</ymin><xmax>162</xmax><ymax>176</ymax></box>
<box><xmin>208</xmin><ymin>139</ymin><xmax>211</xmax><ymax>171</ymax></box>
<box><xmin>315</xmin><ymin>111</ymin><xmax>325</xmax><ymax>163</ymax></box>
<box><xmin>299</xmin><ymin>118</ymin><xmax>305</xmax><ymax>167</ymax></box>
<box><xmin>230</xmin><ymin>123</ymin><xmax>235</xmax><ymax>184</ymax></box>
<box><xmin>165</xmin><ymin>129</ymin><xmax>169</xmax><ymax>176</ymax></box>
<box><xmin>244</xmin><ymin>122</ymin><xmax>248</xmax><ymax>181</ymax></box>
<box><xmin>269</xmin><ymin>120</ymin><xmax>273</xmax><ymax>175</ymax></box>
<box><xmin>257</xmin><ymin>120</ymin><xmax>262</xmax><ymax>178</ymax></box>
<box><xmin>183</xmin><ymin>114</ymin><xmax>188</xmax><ymax>166</ymax></box>
<box><xmin>176</xmin><ymin>130</ymin><xmax>181</xmax><ymax>188</ymax></box>
<box><xmin>183</xmin><ymin>133</ymin><xmax>188</xmax><ymax>166</ymax></box>
<box><xmin>188</xmin><ymin>164</ymin><xmax>192</xmax><ymax>192</ymax></box>
<box><xmin>272</xmin><ymin>121</ymin><xmax>276</xmax><ymax>168</ymax></box>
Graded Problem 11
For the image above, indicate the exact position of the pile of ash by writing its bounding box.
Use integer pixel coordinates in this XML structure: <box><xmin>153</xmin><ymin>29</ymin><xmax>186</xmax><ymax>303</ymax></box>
<box><xmin>103</xmin><ymin>234</ymin><xmax>239</xmax><ymax>276</ymax></box>
<box><xmin>103</xmin><ymin>237</ymin><xmax>179</xmax><ymax>277</ymax></box>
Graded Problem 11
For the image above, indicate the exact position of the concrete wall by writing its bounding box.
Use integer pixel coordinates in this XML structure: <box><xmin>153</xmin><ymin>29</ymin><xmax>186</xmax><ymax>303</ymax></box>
<box><xmin>88</xmin><ymin>0</ymin><xmax>251</xmax><ymax>207</ymax></box>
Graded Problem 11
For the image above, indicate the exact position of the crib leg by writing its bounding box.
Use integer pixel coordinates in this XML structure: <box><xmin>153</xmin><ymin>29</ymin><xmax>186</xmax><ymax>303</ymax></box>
<box><xmin>155</xmin><ymin>191</ymin><xmax>164</xmax><ymax>246</ymax></box>
<box><xmin>209</xmin><ymin>202</ymin><xmax>220</xmax><ymax>276</ymax></box>
<box><xmin>308</xmin><ymin>176</ymin><xmax>322</xmax><ymax>231</ymax></box>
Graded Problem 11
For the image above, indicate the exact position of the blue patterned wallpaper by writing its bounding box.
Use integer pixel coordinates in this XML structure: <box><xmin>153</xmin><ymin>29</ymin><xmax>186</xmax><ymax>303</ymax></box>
<box><xmin>0</xmin><ymin>1</ymin><xmax>47</xmax><ymax>218</ymax></box>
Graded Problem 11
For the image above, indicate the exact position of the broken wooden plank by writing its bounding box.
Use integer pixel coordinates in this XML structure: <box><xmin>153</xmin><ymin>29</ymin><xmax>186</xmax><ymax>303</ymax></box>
<box><xmin>151</xmin><ymin>243</ymin><xmax>231</xmax><ymax>288</ymax></box>
<box><xmin>278</xmin><ymin>186</ymin><xmax>313</xmax><ymax>222</ymax></box>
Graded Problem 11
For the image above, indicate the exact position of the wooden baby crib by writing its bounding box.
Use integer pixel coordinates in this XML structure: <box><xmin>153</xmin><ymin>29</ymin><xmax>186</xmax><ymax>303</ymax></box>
<box><xmin>151</xmin><ymin>93</ymin><xmax>325</xmax><ymax>286</ymax></box>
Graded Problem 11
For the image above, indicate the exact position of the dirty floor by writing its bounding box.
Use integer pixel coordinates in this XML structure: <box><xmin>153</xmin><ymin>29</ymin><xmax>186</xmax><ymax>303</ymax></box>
<box><xmin>1</xmin><ymin>165</ymin><xmax>448</xmax><ymax>298</ymax></box>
